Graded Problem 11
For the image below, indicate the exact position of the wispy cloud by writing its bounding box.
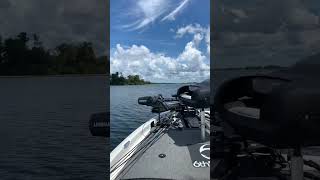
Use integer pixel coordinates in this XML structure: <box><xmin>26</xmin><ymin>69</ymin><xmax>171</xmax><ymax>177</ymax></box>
<box><xmin>122</xmin><ymin>0</ymin><xmax>191</xmax><ymax>31</ymax></box>
<box><xmin>161</xmin><ymin>0</ymin><xmax>190</xmax><ymax>21</ymax></box>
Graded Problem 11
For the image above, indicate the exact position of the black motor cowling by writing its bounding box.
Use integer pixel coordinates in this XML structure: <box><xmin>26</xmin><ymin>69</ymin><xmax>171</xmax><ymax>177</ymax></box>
<box><xmin>214</xmin><ymin>74</ymin><xmax>320</xmax><ymax>148</ymax></box>
<box><xmin>89</xmin><ymin>112</ymin><xmax>109</xmax><ymax>137</ymax></box>
<box><xmin>177</xmin><ymin>80</ymin><xmax>210</xmax><ymax>109</ymax></box>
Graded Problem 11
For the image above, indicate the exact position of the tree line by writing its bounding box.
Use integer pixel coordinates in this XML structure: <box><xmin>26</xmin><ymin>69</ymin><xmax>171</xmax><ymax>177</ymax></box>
<box><xmin>0</xmin><ymin>32</ymin><xmax>108</xmax><ymax>75</ymax></box>
<box><xmin>110</xmin><ymin>72</ymin><xmax>151</xmax><ymax>85</ymax></box>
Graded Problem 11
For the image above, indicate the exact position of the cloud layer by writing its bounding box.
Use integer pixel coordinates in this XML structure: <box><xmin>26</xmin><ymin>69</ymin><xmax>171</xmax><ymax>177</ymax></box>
<box><xmin>111</xmin><ymin>24</ymin><xmax>210</xmax><ymax>83</ymax></box>
<box><xmin>0</xmin><ymin>0</ymin><xmax>107</xmax><ymax>55</ymax></box>
<box><xmin>213</xmin><ymin>0</ymin><xmax>320</xmax><ymax>68</ymax></box>
<box><xmin>122</xmin><ymin>0</ymin><xmax>191</xmax><ymax>30</ymax></box>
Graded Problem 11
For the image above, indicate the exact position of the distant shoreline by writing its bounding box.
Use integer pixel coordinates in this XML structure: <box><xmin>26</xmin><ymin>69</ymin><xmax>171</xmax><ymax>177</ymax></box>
<box><xmin>110</xmin><ymin>82</ymin><xmax>194</xmax><ymax>86</ymax></box>
<box><xmin>213</xmin><ymin>66</ymin><xmax>286</xmax><ymax>71</ymax></box>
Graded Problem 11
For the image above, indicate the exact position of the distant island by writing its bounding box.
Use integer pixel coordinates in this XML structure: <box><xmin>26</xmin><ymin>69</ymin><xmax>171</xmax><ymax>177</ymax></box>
<box><xmin>0</xmin><ymin>32</ymin><xmax>107</xmax><ymax>76</ymax></box>
<box><xmin>110</xmin><ymin>72</ymin><xmax>151</xmax><ymax>85</ymax></box>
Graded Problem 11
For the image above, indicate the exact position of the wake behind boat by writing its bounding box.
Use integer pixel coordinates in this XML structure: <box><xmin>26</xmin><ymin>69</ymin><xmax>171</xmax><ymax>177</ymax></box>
<box><xmin>110</xmin><ymin>80</ymin><xmax>210</xmax><ymax>180</ymax></box>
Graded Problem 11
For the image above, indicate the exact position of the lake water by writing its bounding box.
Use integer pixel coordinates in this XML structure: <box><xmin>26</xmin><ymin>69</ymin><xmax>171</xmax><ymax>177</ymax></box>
<box><xmin>0</xmin><ymin>76</ymin><xmax>108</xmax><ymax>180</ymax></box>
<box><xmin>110</xmin><ymin>84</ymin><xmax>183</xmax><ymax>150</ymax></box>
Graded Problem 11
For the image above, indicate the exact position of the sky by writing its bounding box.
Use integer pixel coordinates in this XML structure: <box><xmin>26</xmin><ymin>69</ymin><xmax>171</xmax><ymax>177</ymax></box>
<box><xmin>213</xmin><ymin>0</ymin><xmax>320</xmax><ymax>68</ymax></box>
<box><xmin>2</xmin><ymin>0</ymin><xmax>317</xmax><ymax>78</ymax></box>
<box><xmin>0</xmin><ymin>0</ymin><xmax>108</xmax><ymax>56</ymax></box>
<box><xmin>110</xmin><ymin>0</ymin><xmax>210</xmax><ymax>83</ymax></box>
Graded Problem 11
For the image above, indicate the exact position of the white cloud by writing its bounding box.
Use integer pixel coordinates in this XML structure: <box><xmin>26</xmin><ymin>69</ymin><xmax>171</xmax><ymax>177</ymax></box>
<box><xmin>205</xmin><ymin>27</ymin><xmax>210</xmax><ymax>54</ymax></box>
<box><xmin>111</xmin><ymin>24</ymin><xmax>210</xmax><ymax>83</ymax></box>
<box><xmin>193</xmin><ymin>33</ymin><xmax>203</xmax><ymax>46</ymax></box>
<box><xmin>176</xmin><ymin>24</ymin><xmax>210</xmax><ymax>55</ymax></box>
<box><xmin>122</xmin><ymin>0</ymin><xmax>190</xmax><ymax>30</ymax></box>
<box><xmin>176</xmin><ymin>24</ymin><xmax>206</xmax><ymax>38</ymax></box>
<box><xmin>177</xmin><ymin>41</ymin><xmax>209</xmax><ymax>72</ymax></box>
<box><xmin>161</xmin><ymin>0</ymin><xmax>190</xmax><ymax>21</ymax></box>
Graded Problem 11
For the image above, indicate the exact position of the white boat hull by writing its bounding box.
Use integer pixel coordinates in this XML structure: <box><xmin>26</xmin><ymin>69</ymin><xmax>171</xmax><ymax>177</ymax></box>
<box><xmin>110</xmin><ymin>113</ymin><xmax>162</xmax><ymax>180</ymax></box>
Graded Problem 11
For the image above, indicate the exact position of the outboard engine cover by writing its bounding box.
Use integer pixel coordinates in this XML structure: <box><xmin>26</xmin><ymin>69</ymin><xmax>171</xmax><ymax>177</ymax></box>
<box><xmin>89</xmin><ymin>112</ymin><xmax>109</xmax><ymax>137</ymax></box>
<box><xmin>177</xmin><ymin>80</ymin><xmax>210</xmax><ymax>109</ymax></box>
<box><xmin>214</xmin><ymin>73</ymin><xmax>320</xmax><ymax>148</ymax></box>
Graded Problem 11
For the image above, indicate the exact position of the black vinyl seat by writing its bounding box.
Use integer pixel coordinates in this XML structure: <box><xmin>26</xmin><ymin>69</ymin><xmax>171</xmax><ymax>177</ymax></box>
<box><xmin>224</xmin><ymin>101</ymin><xmax>260</xmax><ymax>119</ymax></box>
<box><xmin>176</xmin><ymin>80</ymin><xmax>210</xmax><ymax>109</ymax></box>
<box><xmin>214</xmin><ymin>73</ymin><xmax>320</xmax><ymax>148</ymax></box>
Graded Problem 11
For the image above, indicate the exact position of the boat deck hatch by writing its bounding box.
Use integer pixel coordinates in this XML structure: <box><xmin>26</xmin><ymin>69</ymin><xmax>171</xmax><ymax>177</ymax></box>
<box><xmin>118</xmin><ymin>128</ymin><xmax>210</xmax><ymax>180</ymax></box>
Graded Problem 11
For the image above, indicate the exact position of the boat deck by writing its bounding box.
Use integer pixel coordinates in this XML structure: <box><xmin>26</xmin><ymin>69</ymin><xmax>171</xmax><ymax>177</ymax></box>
<box><xmin>117</xmin><ymin>123</ymin><xmax>211</xmax><ymax>180</ymax></box>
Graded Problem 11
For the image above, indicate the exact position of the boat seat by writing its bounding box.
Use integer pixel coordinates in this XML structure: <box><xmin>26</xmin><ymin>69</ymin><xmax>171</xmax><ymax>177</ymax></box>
<box><xmin>215</xmin><ymin>75</ymin><xmax>320</xmax><ymax>148</ymax></box>
<box><xmin>224</xmin><ymin>101</ymin><xmax>260</xmax><ymax>119</ymax></box>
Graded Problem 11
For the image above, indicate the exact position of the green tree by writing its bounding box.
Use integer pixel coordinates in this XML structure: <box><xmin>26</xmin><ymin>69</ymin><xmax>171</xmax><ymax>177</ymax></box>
<box><xmin>0</xmin><ymin>32</ymin><xmax>107</xmax><ymax>75</ymax></box>
<box><xmin>110</xmin><ymin>72</ymin><xmax>150</xmax><ymax>85</ymax></box>
<box><xmin>1</xmin><ymin>32</ymin><xmax>30</xmax><ymax>74</ymax></box>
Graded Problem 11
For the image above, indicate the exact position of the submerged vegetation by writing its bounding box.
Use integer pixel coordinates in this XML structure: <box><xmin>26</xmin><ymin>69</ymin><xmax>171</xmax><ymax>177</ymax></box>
<box><xmin>110</xmin><ymin>72</ymin><xmax>151</xmax><ymax>85</ymax></box>
<box><xmin>0</xmin><ymin>32</ymin><xmax>107</xmax><ymax>75</ymax></box>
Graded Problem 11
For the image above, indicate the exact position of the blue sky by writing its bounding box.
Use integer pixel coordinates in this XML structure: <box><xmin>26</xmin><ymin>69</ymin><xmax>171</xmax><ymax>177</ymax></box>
<box><xmin>110</xmin><ymin>0</ymin><xmax>210</xmax><ymax>83</ymax></box>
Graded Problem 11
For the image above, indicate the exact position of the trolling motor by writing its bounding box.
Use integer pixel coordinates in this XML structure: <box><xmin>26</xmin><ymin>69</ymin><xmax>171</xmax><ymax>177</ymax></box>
<box><xmin>138</xmin><ymin>95</ymin><xmax>180</xmax><ymax>113</ymax></box>
<box><xmin>137</xmin><ymin>80</ymin><xmax>210</xmax><ymax>112</ymax></box>
<box><xmin>138</xmin><ymin>80</ymin><xmax>210</xmax><ymax>142</ymax></box>
<box><xmin>138</xmin><ymin>95</ymin><xmax>181</xmax><ymax>126</ymax></box>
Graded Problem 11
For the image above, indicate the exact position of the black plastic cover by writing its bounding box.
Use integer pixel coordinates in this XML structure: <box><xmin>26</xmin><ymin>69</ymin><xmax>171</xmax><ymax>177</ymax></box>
<box><xmin>214</xmin><ymin>57</ymin><xmax>320</xmax><ymax>148</ymax></box>
<box><xmin>89</xmin><ymin>112</ymin><xmax>109</xmax><ymax>137</ymax></box>
<box><xmin>177</xmin><ymin>79</ymin><xmax>210</xmax><ymax>108</ymax></box>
